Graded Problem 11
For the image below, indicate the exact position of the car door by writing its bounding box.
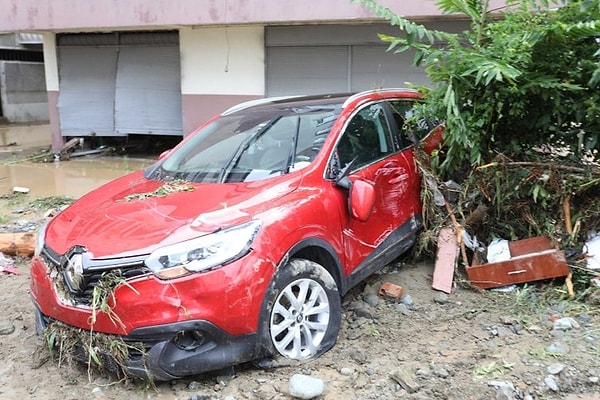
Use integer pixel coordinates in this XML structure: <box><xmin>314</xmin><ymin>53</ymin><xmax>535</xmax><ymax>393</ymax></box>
<box><xmin>333</xmin><ymin>100</ymin><xmax>421</xmax><ymax>276</ymax></box>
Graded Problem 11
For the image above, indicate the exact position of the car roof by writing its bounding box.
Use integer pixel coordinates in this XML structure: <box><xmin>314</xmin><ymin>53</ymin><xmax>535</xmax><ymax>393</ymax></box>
<box><xmin>221</xmin><ymin>88</ymin><xmax>420</xmax><ymax>116</ymax></box>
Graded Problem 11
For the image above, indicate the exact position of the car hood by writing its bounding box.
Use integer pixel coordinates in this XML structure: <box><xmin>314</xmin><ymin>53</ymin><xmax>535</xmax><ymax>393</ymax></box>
<box><xmin>45</xmin><ymin>171</ymin><xmax>301</xmax><ymax>258</ymax></box>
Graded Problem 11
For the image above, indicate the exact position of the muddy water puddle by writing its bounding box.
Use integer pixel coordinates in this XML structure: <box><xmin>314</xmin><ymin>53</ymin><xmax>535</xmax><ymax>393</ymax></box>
<box><xmin>0</xmin><ymin>157</ymin><xmax>155</xmax><ymax>199</ymax></box>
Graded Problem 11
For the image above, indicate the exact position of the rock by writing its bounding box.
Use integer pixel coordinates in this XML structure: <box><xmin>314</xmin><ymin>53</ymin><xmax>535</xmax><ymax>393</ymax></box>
<box><xmin>547</xmin><ymin>342</ymin><xmax>569</xmax><ymax>355</ymax></box>
<box><xmin>544</xmin><ymin>375</ymin><xmax>559</xmax><ymax>392</ymax></box>
<box><xmin>354</xmin><ymin>306</ymin><xmax>377</xmax><ymax>320</ymax></box>
<box><xmin>400</xmin><ymin>294</ymin><xmax>414</xmax><ymax>306</ymax></box>
<box><xmin>487</xmin><ymin>380</ymin><xmax>517</xmax><ymax>400</ymax></box>
<box><xmin>339</xmin><ymin>367</ymin><xmax>354</xmax><ymax>376</ymax></box>
<box><xmin>289</xmin><ymin>374</ymin><xmax>325</xmax><ymax>399</ymax></box>
<box><xmin>0</xmin><ymin>324</ymin><xmax>15</xmax><ymax>335</ymax></box>
<box><xmin>434</xmin><ymin>293</ymin><xmax>449</xmax><ymax>304</ymax></box>
<box><xmin>363</xmin><ymin>293</ymin><xmax>380</xmax><ymax>307</ymax></box>
<box><xmin>552</xmin><ymin>317</ymin><xmax>580</xmax><ymax>330</ymax></box>
<box><xmin>527</xmin><ymin>325</ymin><xmax>543</xmax><ymax>333</ymax></box>
<box><xmin>395</xmin><ymin>303</ymin><xmax>411</xmax><ymax>315</ymax></box>
<box><xmin>390</xmin><ymin>369</ymin><xmax>420</xmax><ymax>393</ymax></box>
<box><xmin>546</xmin><ymin>363</ymin><xmax>565</xmax><ymax>375</ymax></box>
<box><xmin>433</xmin><ymin>367</ymin><xmax>449</xmax><ymax>379</ymax></box>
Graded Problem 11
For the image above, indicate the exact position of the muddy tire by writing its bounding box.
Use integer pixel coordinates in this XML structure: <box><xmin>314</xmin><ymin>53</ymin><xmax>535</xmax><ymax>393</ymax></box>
<box><xmin>257</xmin><ymin>258</ymin><xmax>341</xmax><ymax>361</ymax></box>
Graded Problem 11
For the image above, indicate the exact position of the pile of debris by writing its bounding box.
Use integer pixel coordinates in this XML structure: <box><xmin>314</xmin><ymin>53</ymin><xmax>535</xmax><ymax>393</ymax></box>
<box><xmin>418</xmin><ymin>153</ymin><xmax>600</xmax><ymax>297</ymax></box>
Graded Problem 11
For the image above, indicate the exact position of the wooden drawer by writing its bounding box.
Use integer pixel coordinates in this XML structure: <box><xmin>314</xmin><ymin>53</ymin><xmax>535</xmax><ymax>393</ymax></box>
<box><xmin>466</xmin><ymin>236</ymin><xmax>569</xmax><ymax>289</ymax></box>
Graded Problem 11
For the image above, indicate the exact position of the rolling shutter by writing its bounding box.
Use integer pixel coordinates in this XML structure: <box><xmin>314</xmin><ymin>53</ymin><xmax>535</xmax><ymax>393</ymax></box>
<box><xmin>58</xmin><ymin>46</ymin><xmax>118</xmax><ymax>136</ymax></box>
<box><xmin>115</xmin><ymin>46</ymin><xmax>182</xmax><ymax>135</ymax></box>
<box><xmin>57</xmin><ymin>31</ymin><xmax>182</xmax><ymax>137</ymax></box>
<box><xmin>265</xmin><ymin>25</ymin><xmax>430</xmax><ymax>96</ymax></box>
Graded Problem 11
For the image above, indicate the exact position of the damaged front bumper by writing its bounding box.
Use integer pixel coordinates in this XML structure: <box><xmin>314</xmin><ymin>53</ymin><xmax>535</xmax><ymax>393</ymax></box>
<box><xmin>34</xmin><ymin>306</ymin><xmax>258</xmax><ymax>381</ymax></box>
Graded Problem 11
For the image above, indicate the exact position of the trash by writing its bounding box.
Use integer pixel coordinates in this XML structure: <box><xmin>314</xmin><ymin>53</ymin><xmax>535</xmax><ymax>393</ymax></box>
<box><xmin>0</xmin><ymin>266</ymin><xmax>20</xmax><ymax>275</ymax></box>
<box><xmin>490</xmin><ymin>285</ymin><xmax>517</xmax><ymax>292</ymax></box>
<box><xmin>486</xmin><ymin>238</ymin><xmax>510</xmax><ymax>263</ymax></box>
<box><xmin>379</xmin><ymin>282</ymin><xmax>404</xmax><ymax>299</ymax></box>
<box><xmin>584</xmin><ymin>233</ymin><xmax>600</xmax><ymax>270</ymax></box>
<box><xmin>12</xmin><ymin>186</ymin><xmax>30</xmax><ymax>194</ymax></box>
<box><xmin>0</xmin><ymin>252</ymin><xmax>19</xmax><ymax>275</ymax></box>
<box><xmin>466</xmin><ymin>236</ymin><xmax>569</xmax><ymax>289</ymax></box>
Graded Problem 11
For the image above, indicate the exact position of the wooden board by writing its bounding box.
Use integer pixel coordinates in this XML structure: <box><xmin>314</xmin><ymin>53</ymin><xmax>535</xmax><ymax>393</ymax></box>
<box><xmin>432</xmin><ymin>227</ymin><xmax>457</xmax><ymax>293</ymax></box>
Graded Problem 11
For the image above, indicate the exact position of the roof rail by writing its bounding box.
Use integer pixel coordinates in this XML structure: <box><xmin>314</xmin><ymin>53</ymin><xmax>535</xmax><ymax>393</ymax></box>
<box><xmin>222</xmin><ymin>96</ymin><xmax>302</xmax><ymax>115</ymax></box>
<box><xmin>342</xmin><ymin>88</ymin><xmax>420</xmax><ymax>108</ymax></box>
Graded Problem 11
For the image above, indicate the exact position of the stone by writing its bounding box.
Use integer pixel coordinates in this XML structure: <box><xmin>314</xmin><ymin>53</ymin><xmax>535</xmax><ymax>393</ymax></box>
<box><xmin>400</xmin><ymin>294</ymin><xmax>414</xmax><ymax>306</ymax></box>
<box><xmin>547</xmin><ymin>342</ymin><xmax>569</xmax><ymax>355</ymax></box>
<box><xmin>390</xmin><ymin>370</ymin><xmax>420</xmax><ymax>393</ymax></box>
<box><xmin>363</xmin><ymin>293</ymin><xmax>380</xmax><ymax>307</ymax></box>
<box><xmin>546</xmin><ymin>363</ymin><xmax>564</xmax><ymax>375</ymax></box>
<box><xmin>395</xmin><ymin>303</ymin><xmax>411</xmax><ymax>315</ymax></box>
<box><xmin>339</xmin><ymin>367</ymin><xmax>354</xmax><ymax>376</ymax></box>
<box><xmin>544</xmin><ymin>375</ymin><xmax>559</xmax><ymax>392</ymax></box>
<box><xmin>0</xmin><ymin>325</ymin><xmax>15</xmax><ymax>336</ymax></box>
<box><xmin>434</xmin><ymin>293</ymin><xmax>449</xmax><ymax>304</ymax></box>
<box><xmin>289</xmin><ymin>374</ymin><xmax>325</xmax><ymax>399</ymax></box>
<box><xmin>552</xmin><ymin>317</ymin><xmax>580</xmax><ymax>331</ymax></box>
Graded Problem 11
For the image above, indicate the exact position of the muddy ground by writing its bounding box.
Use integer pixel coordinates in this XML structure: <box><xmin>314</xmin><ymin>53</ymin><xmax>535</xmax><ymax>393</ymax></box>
<box><xmin>0</xmin><ymin>193</ymin><xmax>599</xmax><ymax>400</ymax></box>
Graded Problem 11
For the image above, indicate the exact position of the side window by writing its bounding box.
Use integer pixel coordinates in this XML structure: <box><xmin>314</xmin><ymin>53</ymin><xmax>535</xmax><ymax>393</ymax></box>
<box><xmin>335</xmin><ymin>103</ymin><xmax>393</xmax><ymax>171</ymax></box>
<box><xmin>388</xmin><ymin>100</ymin><xmax>438</xmax><ymax>147</ymax></box>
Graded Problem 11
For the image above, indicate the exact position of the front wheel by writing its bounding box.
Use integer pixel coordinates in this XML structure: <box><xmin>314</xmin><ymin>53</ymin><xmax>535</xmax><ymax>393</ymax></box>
<box><xmin>259</xmin><ymin>259</ymin><xmax>341</xmax><ymax>361</ymax></box>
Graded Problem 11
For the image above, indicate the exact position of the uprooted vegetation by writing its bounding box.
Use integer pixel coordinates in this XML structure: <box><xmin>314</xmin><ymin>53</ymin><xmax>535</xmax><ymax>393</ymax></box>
<box><xmin>43</xmin><ymin>271</ymin><xmax>148</xmax><ymax>382</ymax></box>
<box><xmin>360</xmin><ymin>0</ymin><xmax>600</xmax><ymax>293</ymax></box>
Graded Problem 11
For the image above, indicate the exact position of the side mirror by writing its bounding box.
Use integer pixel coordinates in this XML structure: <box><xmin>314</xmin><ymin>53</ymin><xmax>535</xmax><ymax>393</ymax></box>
<box><xmin>158</xmin><ymin>149</ymin><xmax>172</xmax><ymax>160</ymax></box>
<box><xmin>349</xmin><ymin>179</ymin><xmax>375</xmax><ymax>222</ymax></box>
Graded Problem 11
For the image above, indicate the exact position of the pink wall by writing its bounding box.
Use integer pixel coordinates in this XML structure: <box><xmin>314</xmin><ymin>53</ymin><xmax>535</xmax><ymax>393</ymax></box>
<box><xmin>0</xmin><ymin>0</ymin><xmax>498</xmax><ymax>31</ymax></box>
<box><xmin>182</xmin><ymin>93</ymin><xmax>262</xmax><ymax>136</ymax></box>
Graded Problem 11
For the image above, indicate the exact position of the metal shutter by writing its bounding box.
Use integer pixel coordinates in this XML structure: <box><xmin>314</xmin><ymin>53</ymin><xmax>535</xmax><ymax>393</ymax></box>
<box><xmin>266</xmin><ymin>46</ymin><xmax>349</xmax><ymax>96</ymax></box>
<box><xmin>265</xmin><ymin>25</ymin><xmax>431</xmax><ymax>97</ymax></box>
<box><xmin>351</xmin><ymin>45</ymin><xmax>429</xmax><ymax>91</ymax></box>
<box><xmin>115</xmin><ymin>45</ymin><xmax>182</xmax><ymax>135</ymax></box>
<box><xmin>57</xmin><ymin>31</ymin><xmax>182</xmax><ymax>137</ymax></box>
<box><xmin>58</xmin><ymin>46</ymin><xmax>118</xmax><ymax>136</ymax></box>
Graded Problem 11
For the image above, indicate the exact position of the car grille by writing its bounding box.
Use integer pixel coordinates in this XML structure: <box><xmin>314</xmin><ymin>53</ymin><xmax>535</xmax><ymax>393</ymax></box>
<box><xmin>41</xmin><ymin>245</ymin><xmax>151</xmax><ymax>305</ymax></box>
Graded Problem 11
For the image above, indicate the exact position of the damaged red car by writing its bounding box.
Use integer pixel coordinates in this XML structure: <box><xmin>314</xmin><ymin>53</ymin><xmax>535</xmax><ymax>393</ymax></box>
<box><xmin>30</xmin><ymin>89</ymin><xmax>443</xmax><ymax>381</ymax></box>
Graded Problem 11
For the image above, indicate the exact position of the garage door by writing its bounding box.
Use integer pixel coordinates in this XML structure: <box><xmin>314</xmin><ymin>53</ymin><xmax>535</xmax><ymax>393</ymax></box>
<box><xmin>57</xmin><ymin>31</ymin><xmax>182</xmax><ymax>137</ymax></box>
<box><xmin>265</xmin><ymin>25</ymin><xmax>430</xmax><ymax>96</ymax></box>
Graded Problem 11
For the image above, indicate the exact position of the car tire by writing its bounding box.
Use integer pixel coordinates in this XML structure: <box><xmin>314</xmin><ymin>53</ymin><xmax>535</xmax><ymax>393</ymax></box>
<box><xmin>257</xmin><ymin>258</ymin><xmax>341</xmax><ymax>361</ymax></box>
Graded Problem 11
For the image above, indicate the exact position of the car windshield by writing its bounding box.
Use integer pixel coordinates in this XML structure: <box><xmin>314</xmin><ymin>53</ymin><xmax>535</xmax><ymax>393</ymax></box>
<box><xmin>147</xmin><ymin>101</ymin><xmax>343</xmax><ymax>183</ymax></box>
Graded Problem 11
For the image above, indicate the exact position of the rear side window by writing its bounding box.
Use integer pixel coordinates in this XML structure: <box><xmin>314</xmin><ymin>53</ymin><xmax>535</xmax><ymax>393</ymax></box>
<box><xmin>387</xmin><ymin>100</ymin><xmax>438</xmax><ymax>147</ymax></box>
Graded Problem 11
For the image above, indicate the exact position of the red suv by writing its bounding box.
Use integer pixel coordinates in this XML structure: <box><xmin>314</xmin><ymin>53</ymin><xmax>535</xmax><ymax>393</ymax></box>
<box><xmin>30</xmin><ymin>89</ymin><xmax>443</xmax><ymax>380</ymax></box>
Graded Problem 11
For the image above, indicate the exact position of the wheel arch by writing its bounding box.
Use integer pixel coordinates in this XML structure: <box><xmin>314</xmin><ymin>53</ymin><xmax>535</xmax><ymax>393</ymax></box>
<box><xmin>283</xmin><ymin>237</ymin><xmax>347</xmax><ymax>294</ymax></box>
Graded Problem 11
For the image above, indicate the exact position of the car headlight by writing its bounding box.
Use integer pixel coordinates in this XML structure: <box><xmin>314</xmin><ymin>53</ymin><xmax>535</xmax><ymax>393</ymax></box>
<box><xmin>34</xmin><ymin>220</ymin><xmax>50</xmax><ymax>257</ymax></box>
<box><xmin>145</xmin><ymin>220</ymin><xmax>261</xmax><ymax>279</ymax></box>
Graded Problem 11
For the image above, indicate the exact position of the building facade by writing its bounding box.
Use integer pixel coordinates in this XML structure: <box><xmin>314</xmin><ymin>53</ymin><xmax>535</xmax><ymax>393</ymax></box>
<box><xmin>0</xmin><ymin>33</ymin><xmax>46</xmax><ymax>124</ymax></box>
<box><xmin>1</xmin><ymin>0</ymin><xmax>498</xmax><ymax>150</ymax></box>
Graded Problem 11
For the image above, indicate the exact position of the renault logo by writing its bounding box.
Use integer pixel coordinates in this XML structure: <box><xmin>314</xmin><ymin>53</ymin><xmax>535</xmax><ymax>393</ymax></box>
<box><xmin>62</xmin><ymin>247</ymin><xmax>86</xmax><ymax>293</ymax></box>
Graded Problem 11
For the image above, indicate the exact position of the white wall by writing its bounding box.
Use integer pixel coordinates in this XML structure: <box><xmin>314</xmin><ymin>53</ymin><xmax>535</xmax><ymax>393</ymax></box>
<box><xmin>180</xmin><ymin>26</ymin><xmax>264</xmax><ymax>96</ymax></box>
<box><xmin>42</xmin><ymin>33</ymin><xmax>59</xmax><ymax>91</ymax></box>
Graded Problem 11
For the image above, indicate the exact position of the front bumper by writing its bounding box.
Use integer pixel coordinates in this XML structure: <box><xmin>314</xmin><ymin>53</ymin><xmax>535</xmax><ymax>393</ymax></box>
<box><xmin>34</xmin><ymin>306</ymin><xmax>258</xmax><ymax>381</ymax></box>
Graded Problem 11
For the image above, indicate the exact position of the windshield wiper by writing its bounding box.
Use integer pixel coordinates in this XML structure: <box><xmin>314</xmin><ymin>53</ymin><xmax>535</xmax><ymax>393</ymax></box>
<box><xmin>283</xmin><ymin>116</ymin><xmax>300</xmax><ymax>173</ymax></box>
<box><xmin>217</xmin><ymin>116</ymin><xmax>283</xmax><ymax>183</ymax></box>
